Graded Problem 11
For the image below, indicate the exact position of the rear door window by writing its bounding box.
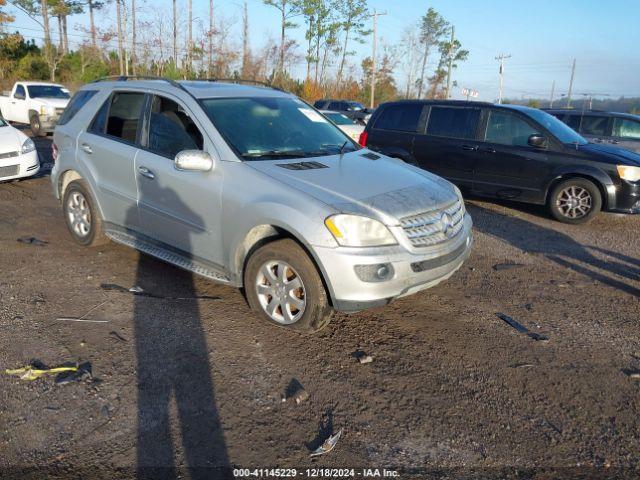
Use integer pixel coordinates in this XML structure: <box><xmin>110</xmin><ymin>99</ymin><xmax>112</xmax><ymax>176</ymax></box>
<box><xmin>374</xmin><ymin>104</ymin><xmax>424</xmax><ymax>132</ymax></box>
<box><xmin>580</xmin><ymin>115</ymin><xmax>609</xmax><ymax>136</ymax></box>
<box><xmin>426</xmin><ymin>106</ymin><xmax>480</xmax><ymax>139</ymax></box>
<box><xmin>58</xmin><ymin>90</ymin><xmax>97</xmax><ymax>126</ymax></box>
<box><xmin>612</xmin><ymin>118</ymin><xmax>640</xmax><ymax>139</ymax></box>
<box><xmin>102</xmin><ymin>92</ymin><xmax>145</xmax><ymax>144</ymax></box>
<box><xmin>146</xmin><ymin>95</ymin><xmax>204</xmax><ymax>158</ymax></box>
<box><xmin>484</xmin><ymin>110</ymin><xmax>540</xmax><ymax>147</ymax></box>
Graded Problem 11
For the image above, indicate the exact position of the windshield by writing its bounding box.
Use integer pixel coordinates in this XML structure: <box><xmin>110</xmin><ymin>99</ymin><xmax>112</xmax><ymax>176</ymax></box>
<box><xmin>524</xmin><ymin>108</ymin><xmax>588</xmax><ymax>145</ymax></box>
<box><xmin>201</xmin><ymin>97</ymin><xmax>358</xmax><ymax>160</ymax></box>
<box><xmin>27</xmin><ymin>85</ymin><xmax>70</xmax><ymax>99</ymax></box>
<box><xmin>325</xmin><ymin>112</ymin><xmax>355</xmax><ymax>125</ymax></box>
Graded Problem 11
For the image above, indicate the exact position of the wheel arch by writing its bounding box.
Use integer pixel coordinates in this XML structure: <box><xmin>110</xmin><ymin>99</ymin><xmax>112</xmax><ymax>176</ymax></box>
<box><xmin>234</xmin><ymin>224</ymin><xmax>337</xmax><ymax>307</ymax></box>
<box><xmin>28</xmin><ymin>109</ymin><xmax>39</xmax><ymax>119</ymax></box>
<box><xmin>545</xmin><ymin>168</ymin><xmax>612</xmax><ymax>210</ymax></box>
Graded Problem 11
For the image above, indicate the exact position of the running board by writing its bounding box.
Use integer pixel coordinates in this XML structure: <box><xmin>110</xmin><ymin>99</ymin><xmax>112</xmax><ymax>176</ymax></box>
<box><xmin>105</xmin><ymin>229</ymin><xmax>232</xmax><ymax>285</ymax></box>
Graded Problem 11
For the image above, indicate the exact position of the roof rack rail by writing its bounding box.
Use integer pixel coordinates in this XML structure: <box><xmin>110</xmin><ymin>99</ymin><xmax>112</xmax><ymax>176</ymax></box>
<box><xmin>203</xmin><ymin>78</ymin><xmax>286</xmax><ymax>92</ymax></box>
<box><xmin>91</xmin><ymin>75</ymin><xmax>182</xmax><ymax>87</ymax></box>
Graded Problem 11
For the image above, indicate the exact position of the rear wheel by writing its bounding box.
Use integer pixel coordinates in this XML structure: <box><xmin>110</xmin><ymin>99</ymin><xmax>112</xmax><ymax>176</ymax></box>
<box><xmin>62</xmin><ymin>180</ymin><xmax>108</xmax><ymax>246</ymax></box>
<box><xmin>29</xmin><ymin>113</ymin><xmax>45</xmax><ymax>137</ymax></box>
<box><xmin>245</xmin><ymin>239</ymin><xmax>333</xmax><ymax>333</ymax></box>
<box><xmin>548</xmin><ymin>178</ymin><xmax>602</xmax><ymax>224</ymax></box>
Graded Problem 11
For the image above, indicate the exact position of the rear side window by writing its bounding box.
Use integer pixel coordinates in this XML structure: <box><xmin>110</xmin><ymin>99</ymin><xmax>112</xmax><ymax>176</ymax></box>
<box><xmin>374</xmin><ymin>104</ymin><xmax>423</xmax><ymax>132</ymax></box>
<box><xmin>427</xmin><ymin>106</ymin><xmax>480</xmax><ymax>139</ymax></box>
<box><xmin>58</xmin><ymin>90</ymin><xmax>97</xmax><ymax>126</ymax></box>
<box><xmin>612</xmin><ymin>118</ymin><xmax>640</xmax><ymax>139</ymax></box>
<box><xmin>580</xmin><ymin>116</ymin><xmax>608</xmax><ymax>136</ymax></box>
<box><xmin>563</xmin><ymin>114</ymin><xmax>581</xmax><ymax>131</ymax></box>
<box><xmin>106</xmin><ymin>92</ymin><xmax>145</xmax><ymax>143</ymax></box>
<box><xmin>147</xmin><ymin>95</ymin><xmax>204</xmax><ymax>158</ymax></box>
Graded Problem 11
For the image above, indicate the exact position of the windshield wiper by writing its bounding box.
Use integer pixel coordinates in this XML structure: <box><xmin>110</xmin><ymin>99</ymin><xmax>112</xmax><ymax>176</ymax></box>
<box><xmin>241</xmin><ymin>150</ymin><xmax>306</xmax><ymax>159</ymax></box>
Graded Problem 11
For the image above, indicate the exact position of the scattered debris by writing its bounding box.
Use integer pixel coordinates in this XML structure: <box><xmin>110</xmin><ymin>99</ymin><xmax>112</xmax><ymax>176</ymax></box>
<box><xmin>509</xmin><ymin>362</ymin><xmax>535</xmax><ymax>369</ymax></box>
<box><xmin>621</xmin><ymin>368</ymin><xmax>640</xmax><ymax>379</ymax></box>
<box><xmin>109</xmin><ymin>331</ymin><xmax>127</xmax><ymax>342</ymax></box>
<box><xmin>284</xmin><ymin>379</ymin><xmax>309</xmax><ymax>404</ymax></box>
<box><xmin>496</xmin><ymin>313</ymin><xmax>549</xmax><ymax>342</ymax></box>
<box><xmin>6</xmin><ymin>362</ymin><xmax>78</xmax><ymax>381</ymax></box>
<box><xmin>100</xmin><ymin>283</ymin><xmax>220</xmax><ymax>300</ymax></box>
<box><xmin>310</xmin><ymin>428</ymin><xmax>343</xmax><ymax>457</ymax></box>
<box><xmin>493</xmin><ymin>262</ymin><xmax>525</xmax><ymax>271</ymax></box>
<box><xmin>56</xmin><ymin>317</ymin><xmax>109</xmax><ymax>323</ymax></box>
<box><xmin>17</xmin><ymin>236</ymin><xmax>48</xmax><ymax>246</ymax></box>
<box><xmin>352</xmin><ymin>350</ymin><xmax>374</xmax><ymax>364</ymax></box>
<box><xmin>55</xmin><ymin>362</ymin><xmax>92</xmax><ymax>385</ymax></box>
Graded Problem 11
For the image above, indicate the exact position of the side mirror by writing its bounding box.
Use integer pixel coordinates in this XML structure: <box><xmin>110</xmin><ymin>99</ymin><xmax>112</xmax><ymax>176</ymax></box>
<box><xmin>174</xmin><ymin>150</ymin><xmax>214</xmax><ymax>172</ymax></box>
<box><xmin>528</xmin><ymin>134</ymin><xmax>548</xmax><ymax>149</ymax></box>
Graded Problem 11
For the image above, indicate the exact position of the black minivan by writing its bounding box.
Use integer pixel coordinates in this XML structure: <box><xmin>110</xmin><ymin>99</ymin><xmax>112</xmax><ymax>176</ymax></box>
<box><xmin>360</xmin><ymin>100</ymin><xmax>640</xmax><ymax>223</ymax></box>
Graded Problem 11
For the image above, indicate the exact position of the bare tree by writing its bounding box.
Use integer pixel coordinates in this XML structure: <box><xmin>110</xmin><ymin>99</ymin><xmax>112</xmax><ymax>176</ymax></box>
<box><xmin>400</xmin><ymin>25</ymin><xmax>419</xmax><ymax>98</ymax></box>
<box><xmin>115</xmin><ymin>0</ymin><xmax>124</xmax><ymax>74</ymax></box>
<box><xmin>207</xmin><ymin>0</ymin><xmax>213</xmax><ymax>76</ymax></box>
<box><xmin>172</xmin><ymin>0</ymin><xmax>177</xmax><ymax>64</ymax></box>
<box><xmin>241</xmin><ymin>0</ymin><xmax>250</xmax><ymax>77</ymax></box>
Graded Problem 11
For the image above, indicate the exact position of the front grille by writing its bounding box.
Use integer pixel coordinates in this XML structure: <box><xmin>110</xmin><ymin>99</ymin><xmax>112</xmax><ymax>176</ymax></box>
<box><xmin>0</xmin><ymin>165</ymin><xmax>19</xmax><ymax>178</ymax></box>
<box><xmin>400</xmin><ymin>200</ymin><xmax>464</xmax><ymax>247</ymax></box>
<box><xmin>0</xmin><ymin>151</ymin><xmax>19</xmax><ymax>159</ymax></box>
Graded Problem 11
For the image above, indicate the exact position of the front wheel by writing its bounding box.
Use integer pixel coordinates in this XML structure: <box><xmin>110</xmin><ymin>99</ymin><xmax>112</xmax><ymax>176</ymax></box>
<box><xmin>548</xmin><ymin>178</ymin><xmax>602</xmax><ymax>224</ymax></box>
<box><xmin>30</xmin><ymin>113</ymin><xmax>46</xmax><ymax>137</ymax></box>
<box><xmin>244</xmin><ymin>239</ymin><xmax>333</xmax><ymax>333</ymax></box>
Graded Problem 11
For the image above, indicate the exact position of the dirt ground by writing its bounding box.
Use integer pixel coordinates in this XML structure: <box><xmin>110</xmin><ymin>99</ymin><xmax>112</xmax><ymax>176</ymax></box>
<box><xmin>1</xmin><ymin>133</ymin><xmax>639</xmax><ymax>479</ymax></box>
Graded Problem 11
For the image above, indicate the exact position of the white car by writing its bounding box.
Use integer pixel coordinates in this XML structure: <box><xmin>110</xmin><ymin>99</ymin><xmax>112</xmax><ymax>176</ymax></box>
<box><xmin>321</xmin><ymin>110</ymin><xmax>365</xmax><ymax>142</ymax></box>
<box><xmin>0</xmin><ymin>118</ymin><xmax>40</xmax><ymax>181</ymax></box>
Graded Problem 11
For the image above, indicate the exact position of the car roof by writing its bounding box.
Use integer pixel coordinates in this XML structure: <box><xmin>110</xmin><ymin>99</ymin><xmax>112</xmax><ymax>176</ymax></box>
<box><xmin>17</xmin><ymin>81</ymin><xmax>64</xmax><ymax>87</ymax></box>
<box><xmin>546</xmin><ymin>108</ymin><xmax>640</xmax><ymax>120</ymax></box>
<box><xmin>82</xmin><ymin>79</ymin><xmax>292</xmax><ymax>99</ymax></box>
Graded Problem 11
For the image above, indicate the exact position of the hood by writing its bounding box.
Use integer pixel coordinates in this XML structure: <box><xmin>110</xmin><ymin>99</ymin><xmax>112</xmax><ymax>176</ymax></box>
<box><xmin>245</xmin><ymin>150</ymin><xmax>459</xmax><ymax>225</ymax></box>
<box><xmin>577</xmin><ymin>142</ymin><xmax>640</xmax><ymax>166</ymax></box>
<box><xmin>38</xmin><ymin>98</ymin><xmax>70</xmax><ymax>109</ymax></box>
<box><xmin>0</xmin><ymin>125</ymin><xmax>26</xmax><ymax>154</ymax></box>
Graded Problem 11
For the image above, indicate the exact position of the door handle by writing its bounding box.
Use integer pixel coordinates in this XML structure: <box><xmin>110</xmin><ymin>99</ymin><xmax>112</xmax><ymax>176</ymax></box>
<box><xmin>481</xmin><ymin>147</ymin><xmax>496</xmax><ymax>154</ymax></box>
<box><xmin>137</xmin><ymin>166</ymin><xmax>155</xmax><ymax>179</ymax></box>
<box><xmin>461</xmin><ymin>145</ymin><xmax>478</xmax><ymax>151</ymax></box>
<box><xmin>609</xmin><ymin>140</ymin><xmax>619</xmax><ymax>144</ymax></box>
<box><xmin>80</xmin><ymin>144</ymin><xmax>93</xmax><ymax>154</ymax></box>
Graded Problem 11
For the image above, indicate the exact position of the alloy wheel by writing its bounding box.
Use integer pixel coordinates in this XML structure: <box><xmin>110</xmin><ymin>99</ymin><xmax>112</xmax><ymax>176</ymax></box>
<box><xmin>255</xmin><ymin>260</ymin><xmax>306</xmax><ymax>325</ymax></box>
<box><xmin>67</xmin><ymin>191</ymin><xmax>92</xmax><ymax>237</ymax></box>
<box><xmin>556</xmin><ymin>186</ymin><xmax>593</xmax><ymax>219</ymax></box>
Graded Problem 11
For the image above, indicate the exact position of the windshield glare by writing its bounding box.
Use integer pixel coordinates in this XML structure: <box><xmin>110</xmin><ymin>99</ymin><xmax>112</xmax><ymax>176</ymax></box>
<box><xmin>525</xmin><ymin>108</ymin><xmax>588</xmax><ymax>145</ymax></box>
<box><xmin>201</xmin><ymin>97</ymin><xmax>357</xmax><ymax>160</ymax></box>
<box><xmin>326</xmin><ymin>113</ymin><xmax>355</xmax><ymax>125</ymax></box>
<box><xmin>27</xmin><ymin>85</ymin><xmax>70</xmax><ymax>99</ymax></box>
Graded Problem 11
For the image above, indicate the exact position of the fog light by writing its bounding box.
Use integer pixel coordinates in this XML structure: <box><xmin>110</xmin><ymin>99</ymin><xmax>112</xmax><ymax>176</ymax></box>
<box><xmin>354</xmin><ymin>263</ymin><xmax>394</xmax><ymax>283</ymax></box>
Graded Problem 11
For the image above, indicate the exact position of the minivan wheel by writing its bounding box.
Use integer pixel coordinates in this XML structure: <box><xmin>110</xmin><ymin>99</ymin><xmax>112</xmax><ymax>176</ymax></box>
<box><xmin>29</xmin><ymin>113</ymin><xmax>45</xmax><ymax>137</ymax></box>
<box><xmin>63</xmin><ymin>180</ymin><xmax>108</xmax><ymax>246</ymax></box>
<box><xmin>548</xmin><ymin>178</ymin><xmax>602</xmax><ymax>224</ymax></box>
<box><xmin>245</xmin><ymin>239</ymin><xmax>333</xmax><ymax>333</ymax></box>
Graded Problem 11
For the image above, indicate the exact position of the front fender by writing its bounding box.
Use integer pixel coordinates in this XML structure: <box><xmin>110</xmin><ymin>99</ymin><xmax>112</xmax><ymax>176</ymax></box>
<box><xmin>544</xmin><ymin>164</ymin><xmax>615</xmax><ymax>205</ymax></box>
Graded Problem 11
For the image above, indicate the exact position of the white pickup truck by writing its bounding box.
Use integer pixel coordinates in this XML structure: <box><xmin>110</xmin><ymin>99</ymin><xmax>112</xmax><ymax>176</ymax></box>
<box><xmin>0</xmin><ymin>82</ymin><xmax>71</xmax><ymax>136</ymax></box>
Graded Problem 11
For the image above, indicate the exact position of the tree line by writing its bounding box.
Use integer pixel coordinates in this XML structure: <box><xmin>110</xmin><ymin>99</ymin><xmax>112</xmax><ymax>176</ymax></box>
<box><xmin>0</xmin><ymin>0</ymin><xmax>469</xmax><ymax>106</ymax></box>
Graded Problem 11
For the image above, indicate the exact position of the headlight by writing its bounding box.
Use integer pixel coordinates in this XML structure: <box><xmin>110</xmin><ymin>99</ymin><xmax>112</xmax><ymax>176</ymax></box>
<box><xmin>617</xmin><ymin>165</ymin><xmax>640</xmax><ymax>182</ymax></box>
<box><xmin>21</xmin><ymin>138</ymin><xmax>36</xmax><ymax>154</ymax></box>
<box><xmin>325</xmin><ymin>214</ymin><xmax>397</xmax><ymax>247</ymax></box>
<box><xmin>39</xmin><ymin>105</ymin><xmax>46</xmax><ymax>115</ymax></box>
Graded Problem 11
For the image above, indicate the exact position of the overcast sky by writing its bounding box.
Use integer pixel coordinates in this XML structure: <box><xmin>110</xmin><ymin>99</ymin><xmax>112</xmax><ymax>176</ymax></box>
<box><xmin>6</xmin><ymin>0</ymin><xmax>640</xmax><ymax>102</ymax></box>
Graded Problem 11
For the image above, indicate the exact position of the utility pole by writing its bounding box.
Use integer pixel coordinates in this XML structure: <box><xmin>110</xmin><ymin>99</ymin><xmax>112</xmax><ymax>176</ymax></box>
<box><xmin>444</xmin><ymin>26</ymin><xmax>455</xmax><ymax>99</ymax></box>
<box><xmin>369</xmin><ymin>9</ymin><xmax>387</xmax><ymax>109</ymax></box>
<box><xmin>549</xmin><ymin>80</ymin><xmax>555</xmax><ymax>108</ymax></box>
<box><xmin>566</xmin><ymin>58</ymin><xmax>576</xmax><ymax>108</ymax></box>
<box><xmin>495</xmin><ymin>53</ymin><xmax>511</xmax><ymax>104</ymax></box>
<box><xmin>208</xmin><ymin>0</ymin><xmax>214</xmax><ymax>78</ymax></box>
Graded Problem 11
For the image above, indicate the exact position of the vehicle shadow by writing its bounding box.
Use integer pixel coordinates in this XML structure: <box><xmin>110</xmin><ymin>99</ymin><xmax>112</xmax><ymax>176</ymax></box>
<box><xmin>126</xmin><ymin>187</ymin><xmax>230</xmax><ymax>479</ymax></box>
<box><xmin>467</xmin><ymin>203</ymin><xmax>640</xmax><ymax>297</ymax></box>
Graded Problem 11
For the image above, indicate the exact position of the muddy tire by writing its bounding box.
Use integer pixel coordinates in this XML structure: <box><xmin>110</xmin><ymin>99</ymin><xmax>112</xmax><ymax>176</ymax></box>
<box><xmin>29</xmin><ymin>113</ymin><xmax>46</xmax><ymax>137</ymax></box>
<box><xmin>244</xmin><ymin>238</ymin><xmax>333</xmax><ymax>333</ymax></box>
<box><xmin>548</xmin><ymin>178</ymin><xmax>602</xmax><ymax>224</ymax></box>
<box><xmin>62</xmin><ymin>179</ymin><xmax>108</xmax><ymax>247</ymax></box>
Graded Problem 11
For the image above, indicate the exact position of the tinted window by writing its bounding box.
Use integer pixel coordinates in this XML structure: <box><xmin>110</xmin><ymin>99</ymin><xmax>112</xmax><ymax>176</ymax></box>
<box><xmin>328</xmin><ymin>102</ymin><xmax>341</xmax><ymax>110</ymax></box>
<box><xmin>89</xmin><ymin>98</ymin><xmax>109</xmax><ymax>134</ymax></box>
<box><xmin>201</xmin><ymin>96</ymin><xmax>356</xmax><ymax>160</ymax></box>
<box><xmin>105</xmin><ymin>92</ymin><xmax>145</xmax><ymax>143</ymax></box>
<box><xmin>427</xmin><ymin>106</ymin><xmax>480</xmax><ymax>139</ymax></box>
<box><xmin>58</xmin><ymin>90</ymin><xmax>97</xmax><ymax>126</ymax></box>
<box><xmin>612</xmin><ymin>118</ymin><xmax>640</xmax><ymax>139</ymax></box>
<box><xmin>522</xmin><ymin>108</ymin><xmax>587</xmax><ymax>145</ymax></box>
<box><xmin>563</xmin><ymin>114</ymin><xmax>581</xmax><ymax>131</ymax></box>
<box><xmin>14</xmin><ymin>85</ymin><xmax>25</xmax><ymax>98</ymax></box>
<box><xmin>485</xmin><ymin>110</ymin><xmax>540</xmax><ymax>147</ymax></box>
<box><xmin>580</xmin><ymin>116</ymin><xmax>608</xmax><ymax>136</ymax></box>
<box><xmin>27</xmin><ymin>85</ymin><xmax>70</xmax><ymax>99</ymax></box>
<box><xmin>375</xmin><ymin>104</ymin><xmax>423</xmax><ymax>132</ymax></box>
<box><xmin>147</xmin><ymin>96</ymin><xmax>204</xmax><ymax>158</ymax></box>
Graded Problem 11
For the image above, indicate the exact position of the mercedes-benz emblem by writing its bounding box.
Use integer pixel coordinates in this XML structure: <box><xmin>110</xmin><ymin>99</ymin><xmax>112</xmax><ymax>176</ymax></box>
<box><xmin>440</xmin><ymin>212</ymin><xmax>454</xmax><ymax>236</ymax></box>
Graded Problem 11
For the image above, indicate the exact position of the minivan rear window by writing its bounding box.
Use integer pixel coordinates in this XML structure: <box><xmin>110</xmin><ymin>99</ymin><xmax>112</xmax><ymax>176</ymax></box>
<box><xmin>427</xmin><ymin>106</ymin><xmax>480</xmax><ymax>139</ymax></box>
<box><xmin>374</xmin><ymin>104</ymin><xmax>423</xmax><ymax>132</ymax></box>
<box><xmin>58</xmin><ymin>90</ymin><xmax>97</xmax><ymax>126</ymax></box>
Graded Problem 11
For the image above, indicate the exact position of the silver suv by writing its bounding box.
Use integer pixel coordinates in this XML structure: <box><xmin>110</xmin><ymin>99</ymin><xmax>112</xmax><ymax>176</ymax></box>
<box><xmin>51</xmin><ymin>78</ymin><xmax>473</xmax><ymax>333</ymax></box>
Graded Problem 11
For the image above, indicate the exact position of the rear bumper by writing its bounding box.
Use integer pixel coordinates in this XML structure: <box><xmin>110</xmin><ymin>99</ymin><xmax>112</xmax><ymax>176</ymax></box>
<box><xmin>0</xmin><ymin>151</ymin><xmax>40</xmax><ymax>181</ymax></box>
<box><xmin>315</xmin><ymin>215</ymin><xmax>473</xmax><ymax>312</ymax></box>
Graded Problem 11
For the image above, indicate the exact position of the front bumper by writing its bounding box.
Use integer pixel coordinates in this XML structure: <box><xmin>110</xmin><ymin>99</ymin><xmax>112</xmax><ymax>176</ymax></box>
<box><xmin>606</xmin><ymin>180</ymin><xmax>640</xmax><ymax>213</ymax></box>
<box><xmin>314</xmin><ymin>214</ymin><xmax>473</xmax><ymax>312</ymax></box>
<box><xmin>40</xmin><ymin>114</ymin><xmax>61</xmax><ymax>132</ymax></box>
<box><xmin>0</xmin><ymin>150</ymin><xmax>40</xmax><ymax>181</ymax></box>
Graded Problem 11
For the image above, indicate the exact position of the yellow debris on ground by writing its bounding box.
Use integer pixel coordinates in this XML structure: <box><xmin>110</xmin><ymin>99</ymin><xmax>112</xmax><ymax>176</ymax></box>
<box><xmin>5</xmin><ymin>365</ymin><xmax>78</xmax><ymax>381</ymax></box>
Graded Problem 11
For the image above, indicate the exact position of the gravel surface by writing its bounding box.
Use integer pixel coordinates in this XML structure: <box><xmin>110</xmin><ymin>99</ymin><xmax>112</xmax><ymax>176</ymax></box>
<box><xmin>1</xmin><ymin>134</ymin><xmax>639</xmax><ymax>479</ymax></box>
